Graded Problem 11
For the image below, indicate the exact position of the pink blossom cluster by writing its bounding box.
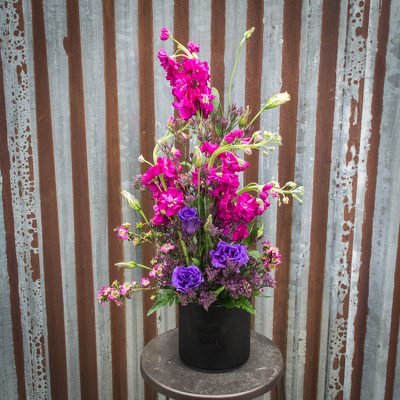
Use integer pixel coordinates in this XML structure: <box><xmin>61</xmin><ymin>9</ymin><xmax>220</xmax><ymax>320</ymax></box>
<box><xmin>196</xmin><ymin>141</ymin><xmax>274</xmax><ymax>241</ymax></box>
<box><xmin>261</xmin><ymin>241</ymin><xmax>282</xmax><ymax>272</ymax></box>
<box><xmin>98</xmin><ymin>280</ymin><xmax>139</xmax><ymax>307</ymax></box>
<box><xmin>98</xmin><ymin>278</ymin><xmax>153</xmax><ymax>307</ymax></box>
<box><xmin>141</xmin><ymin>155</ymin><xmax>185</xmax><ymax>225</ymax></box>
<box><xmin>157</xmin><ymin>28</ymin><xmax>215</xmax><ymax>120</ymax></box>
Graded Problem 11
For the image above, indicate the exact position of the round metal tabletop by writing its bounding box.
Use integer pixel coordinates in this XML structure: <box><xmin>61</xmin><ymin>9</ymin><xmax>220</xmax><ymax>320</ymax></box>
<box><xmin>140</xmin><ymin>328</ymin><xmax>283</xmax><ymax>400</ymax></box>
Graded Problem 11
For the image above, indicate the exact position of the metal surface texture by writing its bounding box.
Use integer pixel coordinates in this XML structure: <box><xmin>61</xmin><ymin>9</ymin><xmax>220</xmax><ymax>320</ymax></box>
<box><xmin>0</xmin><ymin>0</ymin><xmax>399</xmax><ymax>399</ymax></box>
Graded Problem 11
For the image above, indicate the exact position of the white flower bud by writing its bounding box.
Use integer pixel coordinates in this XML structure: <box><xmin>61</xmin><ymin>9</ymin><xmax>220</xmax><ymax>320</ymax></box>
<box><xmin>264</xmin><ymin>92</ymin><xmax>290</xmax><ymax>109</ymax></box>
<box><xmin>121</xmin><ymin>190</ymin><xmax>141</xmax><ymax>211</ymax></box>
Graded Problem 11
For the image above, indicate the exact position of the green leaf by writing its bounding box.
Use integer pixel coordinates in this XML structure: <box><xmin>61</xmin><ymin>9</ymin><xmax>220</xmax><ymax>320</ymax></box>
<box><xmin>248</xmin><ymin>250</ymin><xmax>262</xmax><ymax>259</ymax></box>
<box><xmin>254</xmin><ymin>293</ymin><xmax>271</xmax><ymax>299</ymax></box>
<box><xmin>191</xmin><ymin>257</ymin><xmax>201</xmax><ymax>267</ymax></box>
<box><xmin>213</xmin><ymin>285</ymin><xmax>225</xmax><ymax>296</ymax></box>
<box><xmin>209</xmin><ymin>87</ymin><xmax>220</xmax><ymax>119</ymax></box>
<box><xmin>147</xmin><ymin>289</ymin><xmax>177</xmax><ymax>316</ymax></box>
<box><xmin>233</xmin><ymin>297</ymin><xmax>256</xmax><ymax>315</ymax></box>
<box><xmin>214</xmin><ymin>124</ymin><xmax>223</xmax><ymax>137</ymax></box>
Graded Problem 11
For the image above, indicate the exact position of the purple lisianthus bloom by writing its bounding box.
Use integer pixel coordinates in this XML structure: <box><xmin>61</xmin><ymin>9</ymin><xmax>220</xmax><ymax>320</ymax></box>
<box><xmin>178</xmin><ymin>207</ymin><xmax>202</xmax><ymax>234</ymax></box>
<box><xmin>209</xmin><ymin>240</ymin><xmax>249</xmax><ymax>268</ymax></box>
<box><xmin>172</xmin><ymin>265</ymin><xmax>204</xmax><ymax>292</ymax></box>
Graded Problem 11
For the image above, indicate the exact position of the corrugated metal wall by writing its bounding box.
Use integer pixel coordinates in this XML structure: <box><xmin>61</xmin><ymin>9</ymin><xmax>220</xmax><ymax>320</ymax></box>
<box><xmin>1</xmin><ymin>0</ymin><xmax>399</xmax><ymax>399</ymax></box>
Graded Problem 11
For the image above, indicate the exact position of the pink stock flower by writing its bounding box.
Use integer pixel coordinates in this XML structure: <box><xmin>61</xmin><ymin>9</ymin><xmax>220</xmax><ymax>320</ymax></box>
<box><xmin>187</xmin><ymin>42</ymin><xmax>200</xmax><ymax>53</ymax></box>
<box><xmin>235</xmin><ymin>192</ymin><xmax>263</xmax><ymax>222</ymax></box>
<box><xmin>232</xmin><ymin>223</ymin><xmax>249</xmax><ymax>241</ymax></box>
<box><xmin>157</xmin><ymin>187</ymin><xmax>185</xmax><ymax>217</ymax></box>
<box><xmin>225</xmin><ymin>129</ymin><xmax>244</xmax><ymax>144</ymax></box>
<box><xmin>200</xmin><ymin>141</ymin><xmax>219</xmax><ymax>155</ymax></box>
<box><xmin>160</xmin><ymin>27</ymin><xmax>171</xmax><ymax>41</ymax></box>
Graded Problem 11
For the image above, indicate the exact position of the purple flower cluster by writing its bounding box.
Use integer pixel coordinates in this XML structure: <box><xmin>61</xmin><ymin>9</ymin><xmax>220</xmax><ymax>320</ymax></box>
<box><xmin>172</xmin><ymin>265</ymin><xmax>204</xmax><ymax>292</ymax></box>
<box><xmin>209</xmin><ymin>240</ymin><xmax>248</xmax><ymax>268</ymax></box>
<box><xmin>178</xmin><ymin>207</ymin><xmax>202</xmax><ymax>234</ymax></box>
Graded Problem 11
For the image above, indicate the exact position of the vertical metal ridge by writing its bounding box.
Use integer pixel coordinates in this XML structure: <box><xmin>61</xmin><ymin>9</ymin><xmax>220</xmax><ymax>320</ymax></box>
<box><xmin>303</xmin><ymin>0</ymin><xmax>341</xmax><ymax>398</ymax></box>
<box><xmin>244</xmin><ymin>0</ymin><xmax>264</xmax><ymax>158</ymax></box>
<box><xmin>244</xmin><ymin>0</ymin><xmax>264</xmax><ymax>330</ymax></box>
<box><xmin>31</xmin><ymin>0</ymin><xmax>68</xmax><ymax>398</ymax></box>
<box><xmin>384</xmin><ymin>224</ymin><xmax>400</xmax><ymax>400</ymax></box>
<box><xmin>138</xmin><ymin>1</ymin><xmax>157</xmax><ymax>398</ymax></box>
<box><xmin>210</xmin><ymin>0</ymin><xmax>226</xmax><ymax>110</ymax></box>
<box><xmin>350</xmin><ymin>0</ymin><xmax>392</xmax><ymax>398</ymax></box>
<box><xmin>0</xmin><ymin>47</ymin><xmax>27</xmax><ymax>400</ymax></box>
<box><xmin>273</xmin><ymin>0</ymin><xmax>302</xmax><ymax>366</ymax></box>
<box><xmin>64</xmin><ymin>0</ymin><xmax>99</xmax><ymax>398</ymax></box>
<box><xmin>102</xmin><ymin>0</ymin><xmax>128</xmax><ymax>399</ymax></box>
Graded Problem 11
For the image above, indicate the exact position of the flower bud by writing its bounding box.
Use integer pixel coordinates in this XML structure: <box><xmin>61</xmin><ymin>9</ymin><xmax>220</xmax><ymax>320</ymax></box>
<box><xmin>115</xmin><ymin>261</ymin><xmax>138</xmax><ymax>269</ymax></box>
<box><xmin>238</xmin><ymin>106</ymin><xmax>250</xmax><ymax>128</ymax></box>
<box><xmin>251</xmin><ymin>131</ymin><xmax>263</xmax><ymax>143</ymax></box>
<box><xmin>121</xmin><ymin>190</ymin><xmax>141</xmax><ymax>211</ymax></box>
<box><xmin>264</xmin><ymin>92</ymin><xmax>290</xmax><ymax>109</ymax></box>
<box><xmin>138</xmin><ymin>154</ymin><xmax>145</xmax><ymax>163</ymax></box>
<box><xmin>244</xmin><ymin>147</ymin><xmax>252</xmax><ymax>156</ymax></box>
<box><xmin>193</xmin><ymin>146</ymin><xmax>203</xmax><ymax>168</ymax></box>
<box><xmin>244</xmin><ymin>27</ymin><xmax>255</xmax><ymax>40</ymax></box>
<box><xmin>204</xmin><ymin>214</ymin><xmax>213</xmax><ymax>232</ymax></box>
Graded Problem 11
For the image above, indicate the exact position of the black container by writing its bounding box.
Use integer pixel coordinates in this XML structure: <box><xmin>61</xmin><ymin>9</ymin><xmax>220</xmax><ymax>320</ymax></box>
<box><xmin>178</xmin><ymin>303</ymin><xmax>251</xmax><ymax>372</ymax></box>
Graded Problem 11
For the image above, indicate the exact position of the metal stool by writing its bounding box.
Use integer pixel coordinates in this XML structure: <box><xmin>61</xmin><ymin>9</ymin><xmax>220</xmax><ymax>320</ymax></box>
<box><xmin>140</xmin><ymin>328</ymin><xmax>284</xmax><ymax>399</ymax></box>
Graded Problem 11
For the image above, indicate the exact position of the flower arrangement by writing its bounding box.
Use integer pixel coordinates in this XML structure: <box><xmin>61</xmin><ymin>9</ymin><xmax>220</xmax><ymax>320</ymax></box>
<box><xmin>98</xmin><ymin>27</ymin><xmax>303</xmax><ymax>315</ymax></box>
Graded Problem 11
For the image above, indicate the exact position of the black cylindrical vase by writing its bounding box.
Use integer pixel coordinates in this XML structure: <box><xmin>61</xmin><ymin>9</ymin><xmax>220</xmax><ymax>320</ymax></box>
<box><xmin>178</xmin><ymin>303</ymin><xmax>251</xmax><ymax>372</ymax></box>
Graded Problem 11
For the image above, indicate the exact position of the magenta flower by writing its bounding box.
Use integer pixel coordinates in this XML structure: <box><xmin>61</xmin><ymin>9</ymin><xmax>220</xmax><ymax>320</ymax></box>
<box><xmin>232</xmin><ymin>223</ymin><xmax>249</xmax><ymax>241</ymax></box>
<box><xmin>225</xmin><ymin>129</ymin><xmax>244</xmax><ymax>144</ymax></box>
<box><xmin>160</xmin><ymin>27</ymin><xmax>171</xmax><ymax>41</ymax></box>
<box><xmin>115</xmin><ymin>224</ymin><xmax>129</xmax><ymax>240</ymax></box>
<box><xmin>235</xmin><ymin>192</ymin><xmax>263</xmax><ymax>222</ymax></box>
<box><xmin>187</xmin><ymin>42</ymin><xmax>200</xmax><ymax>53</ymax></box>
<box><xmin>141</xmin><ymin>277</ymin><xmax>150</xmax><ymax>287</ymax></box>
<box><xmin>157</xmin><ymin>187</ymin><xmax>185</xmax><ymax>216</ymax></box>
<box><xmin>159</xmin><ymin>243</ymin><xmax>175</xmax><ymax>253</ymax></box>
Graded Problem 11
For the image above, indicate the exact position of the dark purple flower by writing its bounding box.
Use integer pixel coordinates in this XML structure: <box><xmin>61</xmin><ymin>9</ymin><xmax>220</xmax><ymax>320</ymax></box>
<box><xmin>178</xmin><ymin>207</ymin><xmax>202</xmax><ymax>234</ymax></box>
<box><xmin>172</xmin><ymin>265</ymin><xmax>204</xmax><ymax>292</ymax></box>
<box><xmin>209</xmin><ymin>240</ymin><xmax>249</xmax><ymax>268</ymax></box>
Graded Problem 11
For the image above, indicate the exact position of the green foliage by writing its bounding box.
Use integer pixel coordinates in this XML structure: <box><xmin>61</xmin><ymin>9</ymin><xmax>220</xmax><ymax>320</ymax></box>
<box><xmin>147</xmin><ymin>289</ymin><xmax>178</xmax><ymax>316</ymax></box>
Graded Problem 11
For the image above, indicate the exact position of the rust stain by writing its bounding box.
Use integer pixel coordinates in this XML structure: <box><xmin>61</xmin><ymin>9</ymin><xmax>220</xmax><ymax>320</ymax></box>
<box><xmin>384</xmin><ymin>225</ymin><xmax>400</xmax><ymax>399</ymax></box>
<box><xmin>210</xmin><ymin>0</ymin><xmax>226</xmax><ymax>110</ymax></box>
<box><xmin>139</xmin><ymin>1</ymin><xmax>157</xmax><ymax>399</ymax></box>
<box><xmin>0</xmin><ymin>40</ymin><xmax>27</xmax><ymax>400</ymax></box>
<box><xmin>31</xmin><ymin>0</ymin><xmax>68</xmax><ymax>397</ymax></box>
<box><xmin>100</xmin><ymin>0</ymin><xmax>128</xmax><ymax>399</ymax></box>
<box><xmin>65</xmin><ymin>0</ymin><xmax>99</xmax><ymax>398</ymax></box>
<box><xmin>304</xmin><ymin>0</ymin><xmax>341</xmax><ymax>398</ymax></box>
<box><xmin>351</xmin><ymin>0</ymin><xmax>392</xmax><ymax>398</ymax></box>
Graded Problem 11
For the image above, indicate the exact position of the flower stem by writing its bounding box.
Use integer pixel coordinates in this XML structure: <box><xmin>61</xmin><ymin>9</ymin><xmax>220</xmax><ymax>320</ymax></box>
<box><xmin>228</xmin><ymin>37</ymin><xmax>246</xmax><ymax>110</ymax></box>
<box><xmin>177</xmin><ymin>226</ymin><xmax>190</xmax><ymax>266</ymax></box>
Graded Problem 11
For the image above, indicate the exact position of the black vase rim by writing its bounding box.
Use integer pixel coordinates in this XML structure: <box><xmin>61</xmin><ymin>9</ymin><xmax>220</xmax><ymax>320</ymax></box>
<box><xmin>179</xmin><ymin>302</ymin><xmax>241</xmax><ymax>310</ymax></box>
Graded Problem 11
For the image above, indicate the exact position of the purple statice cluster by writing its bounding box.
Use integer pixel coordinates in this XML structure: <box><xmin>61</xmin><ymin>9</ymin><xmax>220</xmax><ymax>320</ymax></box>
<box><xmin>98</xmin><ymin>27</ymin><xmax>303</xmax><ymax>315</ymax></box>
